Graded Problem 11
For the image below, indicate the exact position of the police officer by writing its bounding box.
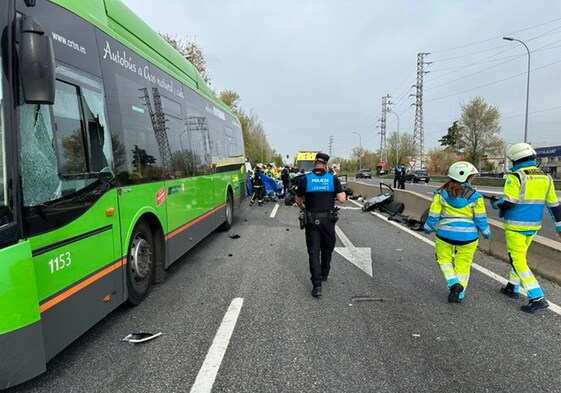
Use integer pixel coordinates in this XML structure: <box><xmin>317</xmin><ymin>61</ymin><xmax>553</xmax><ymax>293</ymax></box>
<box><xmin>393</xmin><ymin>164</ymin><xmax>403</xmax><ymax>188</ymax></box>
<box><xmin>492</xmin><ymin>143</ymin><xmax>561</xmax><ymax>313</ymax></box>
<box><xmin>398</xmin><ymin>163</ymin><xmax>406</xmax><ymax>189</ymax></box>
<box><xmin>295</xmin><ymin>152</ymin><xmax>346</xmax><ymax>297</ymax></box>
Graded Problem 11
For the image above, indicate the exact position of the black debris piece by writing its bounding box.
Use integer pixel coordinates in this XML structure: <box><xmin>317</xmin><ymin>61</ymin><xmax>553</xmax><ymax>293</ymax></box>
<box><xmin>229</xmin><ymin>234</ymin><xmax>241</xmax><ymax>239</ymax></box>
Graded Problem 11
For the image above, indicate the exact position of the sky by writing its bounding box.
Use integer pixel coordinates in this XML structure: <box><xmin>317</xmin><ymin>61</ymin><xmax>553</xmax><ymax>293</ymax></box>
<box><xmin>122</xmin><ymin>0</ymin><xmax>561</xmax><ymax>161</ymax></box>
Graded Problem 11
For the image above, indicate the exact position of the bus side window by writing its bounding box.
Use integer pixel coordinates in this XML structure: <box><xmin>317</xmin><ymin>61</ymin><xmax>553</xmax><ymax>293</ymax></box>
<box><xmin>52</xmin><ymin>80</ymin><xmax>88</xmax><ymax>177</ymax></box>
<box><xmin>81</xmin><ymin>88</ymin><xmax>113</xmax><ymax>173</ymax></box>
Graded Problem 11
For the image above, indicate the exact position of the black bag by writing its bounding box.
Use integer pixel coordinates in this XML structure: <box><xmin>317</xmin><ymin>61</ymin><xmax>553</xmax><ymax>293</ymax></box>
<box><xmin>382</xmin><ymin>201</ymin><xmax>405</xmax><ymax>216</ymax></box>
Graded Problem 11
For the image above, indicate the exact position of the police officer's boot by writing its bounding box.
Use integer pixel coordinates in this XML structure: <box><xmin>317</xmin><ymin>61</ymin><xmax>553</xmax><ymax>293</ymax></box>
<box><xmin>311</xmin><ymin>286</ymin><xmax>322</xmax><ymax>298</ymax></box>
<box><xmin>521</xmin><ymin>297</ymin><xmax>549</xmax><ymax>313</ymax></box>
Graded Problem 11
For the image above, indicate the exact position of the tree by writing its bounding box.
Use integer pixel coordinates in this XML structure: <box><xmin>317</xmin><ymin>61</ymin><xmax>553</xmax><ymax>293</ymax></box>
<box><xmin>458</xmin><ymin>97</ymin><xmax>503</xmax><ymax>164</ymax></box>
<box><xmin>160</xmin><ymin>33</ymin><xmax>211</xmax><ymax>85</ymax></box>
<box><xmin>219</xmin><ymin>90</ymin><xmax>241</xmax><ymax>113</ymax></box>
<box><xmin>362</xmin><ymin>151</ymin><xmax>380</xmax><ymax>170</ymax></box>
<box><xmin>426</xmin><ymin>147</ymin><xmax>461</xmax><ymax>175</ymax></box>
<box><xmin>439</xmin><ymin>121</ymin><xmax>463</xmax><ymax>152</ymax></box>
<box><xmin>385</xmin><ymin>131</ymin><xmax>416</xmax><ymax>167</ymax></box>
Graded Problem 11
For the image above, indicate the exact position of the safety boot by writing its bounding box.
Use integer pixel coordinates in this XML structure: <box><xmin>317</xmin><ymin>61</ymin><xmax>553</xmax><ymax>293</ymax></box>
<box><xmin>521</xmin><ymin>297</ymin><xmax>549</xmax><ymax>313</ymax></box>
<box><xmin>500</xmin><ymin>284</ymin><xmax>519</xmax><ymax>299</ymax></box>
<box><xmin>447</xmin><ymin>283</ymin><xmax>464</xmax><ymax>303</ymax></box>
<box><xmin>311</xmin><ymin>286</ymin><xmax>322</xmax><ymax>298</ymax></box>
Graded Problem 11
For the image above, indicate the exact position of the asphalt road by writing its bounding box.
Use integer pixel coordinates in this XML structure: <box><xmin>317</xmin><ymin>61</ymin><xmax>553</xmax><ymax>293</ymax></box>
<box><xmin>9</xmin><ymin>200</ymin><xmax>561</xmax><ymax>392</ymax></box>
<box><xmin>358</xmin><ymin>177</ymin><xmax>560</xmax><ymax>241</ymax></box>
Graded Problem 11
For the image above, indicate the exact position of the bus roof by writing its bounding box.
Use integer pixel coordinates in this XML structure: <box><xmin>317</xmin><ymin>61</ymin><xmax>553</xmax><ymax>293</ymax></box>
<box><xmin>50</xmin><ymin>0</ymin><xmax>235</xmax><ymax>118</ymax></box>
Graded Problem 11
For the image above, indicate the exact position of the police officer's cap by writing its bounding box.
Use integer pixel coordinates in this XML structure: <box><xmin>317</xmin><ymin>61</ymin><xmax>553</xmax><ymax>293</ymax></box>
<box><xmin>315</xmin><ymin>152</ymin><xmax>330</xmax><ymax>164</ymax></box>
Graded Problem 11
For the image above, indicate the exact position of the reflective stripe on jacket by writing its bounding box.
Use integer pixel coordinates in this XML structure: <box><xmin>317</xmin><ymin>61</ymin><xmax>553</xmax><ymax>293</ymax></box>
<box><xmin>424</xmin><ymin>185</ymin><xmax>491</xmax><ymax>242</ymax></box>
<box><xmin>502</xmin><ymin>164</ymin><xmax>560</xmax><ymax>231</ymax></box>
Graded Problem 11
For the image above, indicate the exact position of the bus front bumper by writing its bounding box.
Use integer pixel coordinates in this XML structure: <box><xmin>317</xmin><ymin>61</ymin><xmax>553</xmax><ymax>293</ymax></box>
<box><xmin>0</xmin><ymin>321</ymin><xmax>46</xmax><ymax>389</ymax></box>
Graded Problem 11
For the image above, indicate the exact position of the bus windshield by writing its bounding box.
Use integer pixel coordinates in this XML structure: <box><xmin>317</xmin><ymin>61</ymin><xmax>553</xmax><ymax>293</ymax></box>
<box><xmin>18</xmin><ymin>66</ymin><xmax>114</xmax><ymax>208</ymax></box>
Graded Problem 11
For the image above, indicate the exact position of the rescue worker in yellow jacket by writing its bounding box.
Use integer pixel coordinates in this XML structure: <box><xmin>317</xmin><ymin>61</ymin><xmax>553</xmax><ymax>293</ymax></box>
<box><xmin>424</xmin><ymin>162</ymin><xmax>491</xmax><ymax>303</ymax></box>
<box><xmin>492</xmin><ymin>143</ymin><xmax>561</xmax><ymax>313</ymax></box>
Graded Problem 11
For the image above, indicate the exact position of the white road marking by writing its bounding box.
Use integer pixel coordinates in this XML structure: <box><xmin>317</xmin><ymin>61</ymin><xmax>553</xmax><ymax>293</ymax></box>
<box><xmin>338</xmin><ymin>206</ymin><xmax>362</xmax><ymax>210</ymax></box>
<box><xmin>270</xmin><ymin>203</ymin><xmax>279</xmax><ymax>218</ymax></box>
<box><xmin>190</xmin><ymin>298</ymin><xmax>244</xmax><ymax>393</ymax></box>
<box><xmin>334</xmin><ymin>225</ymin><xmax>373</xmax><ymax>277</ymax></box>
<box><xmin>348</xmin><ymin>199</ymin><xmax>561</xmax><ymax>316</ymax></box>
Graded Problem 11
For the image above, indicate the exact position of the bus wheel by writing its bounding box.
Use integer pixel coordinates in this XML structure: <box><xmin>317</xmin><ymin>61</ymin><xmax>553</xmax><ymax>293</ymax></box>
<box><xmin>220</xmin><ymin>192</ymin><xmax>234</xmax><ymax>231</ymax></box>
<box><xmin>126</xmin><ymin>220</ymin><xmax>154</xmax><ymax>305</ymax></box>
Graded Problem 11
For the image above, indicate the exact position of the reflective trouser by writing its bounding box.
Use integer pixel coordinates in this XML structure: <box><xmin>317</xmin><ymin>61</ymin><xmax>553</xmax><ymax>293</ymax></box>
<box><xmin>435</xmin><ymin>237</ymin><xmax>478</xmax><ymax>299</ymax></box>
<box><xmin>250</xmin><ymin>185</ymin><xmax>264</xmax><ymax>203</ymax></box>
<box><xmin>505</xmin><ymin>230</ymin><xmax>544</xmax><ymax>300</ymax></box>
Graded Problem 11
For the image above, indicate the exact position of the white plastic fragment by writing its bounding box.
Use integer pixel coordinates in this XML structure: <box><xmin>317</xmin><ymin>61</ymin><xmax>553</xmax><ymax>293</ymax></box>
<box><xmin>122</xmin><ymin>332</ymin><xmax>162</xmax><ymax>343</ymax></box>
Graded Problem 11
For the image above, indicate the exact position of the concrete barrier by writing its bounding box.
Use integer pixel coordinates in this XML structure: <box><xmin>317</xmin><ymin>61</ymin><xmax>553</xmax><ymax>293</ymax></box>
<box><xmin>349</xmin><ymin>180</ymin><xmax>561</xmax><ymax>285</ymax></box>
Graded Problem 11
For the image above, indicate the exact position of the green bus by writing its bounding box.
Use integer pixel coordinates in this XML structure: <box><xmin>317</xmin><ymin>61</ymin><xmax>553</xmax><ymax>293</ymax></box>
<box><xmin>0</xmin><ymin>0</ymin><xmax>246</xmax><ymax>387</ymax></box>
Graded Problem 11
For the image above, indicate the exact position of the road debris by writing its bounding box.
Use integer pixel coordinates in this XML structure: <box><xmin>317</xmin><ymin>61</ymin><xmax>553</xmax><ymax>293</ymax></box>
<box><xmin>121</xmin><ymin>332</ymin><xmax>162</xmax><ymax>343</ymax></box>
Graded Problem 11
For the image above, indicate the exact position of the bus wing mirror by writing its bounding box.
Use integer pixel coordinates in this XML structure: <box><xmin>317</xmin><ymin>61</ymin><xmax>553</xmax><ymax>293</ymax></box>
<box><xmin>19</xmin><ymin>15</ymin><xmax>55</xmax><ymax>104</ymax></box>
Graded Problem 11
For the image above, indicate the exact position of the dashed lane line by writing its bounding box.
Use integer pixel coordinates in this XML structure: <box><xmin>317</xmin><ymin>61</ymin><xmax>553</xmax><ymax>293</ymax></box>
<box><xmin>270</xmin><ymin>203</ymin><xmax>280</xmax><ymax>218</ymax></box>
<box><xmin>190</xmin><ymin>298</ymin><xmax>245</xmax><ymax>393</ymax></box>
<box><xmin>348</xmin><ymin>199</ymin><xmax>561</xmax><ymax>316</ymax></box>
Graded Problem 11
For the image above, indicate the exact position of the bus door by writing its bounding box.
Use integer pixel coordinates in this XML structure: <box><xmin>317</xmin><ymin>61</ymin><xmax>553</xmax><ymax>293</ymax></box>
<box><xmin>18</xmin><ymin>65</ymin><xmax>121</xmax><ymax>360</ymax></box>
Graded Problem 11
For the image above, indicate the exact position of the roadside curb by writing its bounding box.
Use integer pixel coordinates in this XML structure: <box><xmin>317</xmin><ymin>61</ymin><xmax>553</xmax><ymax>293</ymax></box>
<box><xmin>349</xmin><ymin>180</ymin><xmax>561</xmax><ymax>286</ymax></box>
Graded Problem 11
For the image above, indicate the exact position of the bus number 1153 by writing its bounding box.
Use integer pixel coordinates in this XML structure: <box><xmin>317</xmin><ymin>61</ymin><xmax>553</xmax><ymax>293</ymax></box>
<box><xmin>48</xmin><ymin>252</ymin><xmax>72</xmax><ymax>273</ymax></box>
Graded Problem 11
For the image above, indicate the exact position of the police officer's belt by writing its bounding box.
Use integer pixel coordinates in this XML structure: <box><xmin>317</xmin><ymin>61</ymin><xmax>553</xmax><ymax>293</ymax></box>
<box><xmin>308</xmin><ymin>211</ymin><xmax>332</xmax><ymax>219</ymax></box>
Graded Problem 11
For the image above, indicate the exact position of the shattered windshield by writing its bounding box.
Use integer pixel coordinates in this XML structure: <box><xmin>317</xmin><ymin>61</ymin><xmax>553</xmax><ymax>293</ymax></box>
<box><xmin>18</xmin><ymin>65</ymin><xmax>114</xmax><ymax>207</ymax></box>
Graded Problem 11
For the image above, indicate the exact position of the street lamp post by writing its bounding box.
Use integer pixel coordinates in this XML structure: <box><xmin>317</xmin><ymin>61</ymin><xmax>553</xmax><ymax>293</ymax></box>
<box><xmin>503</xmin><ymin>36</ymin><xmax>530</xmax><ymax>143</ymax></box>
<box><xmin>352</xmin><ymin>131</ymin><xmax>362</xmax><ymax>169</ymax></box>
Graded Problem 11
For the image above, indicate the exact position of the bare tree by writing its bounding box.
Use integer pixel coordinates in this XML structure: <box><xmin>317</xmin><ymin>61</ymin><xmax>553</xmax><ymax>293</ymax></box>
<box><xmin>160</xmin><ymin>33</ymin><xmax>211</xmax><ymax>85</ymax></box>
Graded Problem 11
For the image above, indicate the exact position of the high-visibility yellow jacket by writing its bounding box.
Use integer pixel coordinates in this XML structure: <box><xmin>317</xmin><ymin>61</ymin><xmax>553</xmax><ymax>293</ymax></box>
<box><xmin>498</xmin><ymin>163</ymin><xmax>561</xmax><ymax>232</ymax></box>
<box><xmin>424</xmin><ymin>185</ymin><xmax>491</xmax><ymax>242</ymax></box>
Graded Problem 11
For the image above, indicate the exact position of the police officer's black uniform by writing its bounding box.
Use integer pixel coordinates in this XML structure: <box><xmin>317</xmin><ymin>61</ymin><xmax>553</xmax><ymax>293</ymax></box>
<box><xmin>296</xmin><ymin>153</ymin><xmax>344</xmax><ymax>297</ymax></box>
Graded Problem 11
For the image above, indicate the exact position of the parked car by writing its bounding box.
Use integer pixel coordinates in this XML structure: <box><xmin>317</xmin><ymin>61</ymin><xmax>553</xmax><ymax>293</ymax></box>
<box><xmin>355</xmin><ymin>169</ymin><xmax>372</xmax><ymax>179</ymax></box>
<box><xmin>405</xmin><ymin>170</ymin><xmax>430</xmax><ymax>183</ymax></box>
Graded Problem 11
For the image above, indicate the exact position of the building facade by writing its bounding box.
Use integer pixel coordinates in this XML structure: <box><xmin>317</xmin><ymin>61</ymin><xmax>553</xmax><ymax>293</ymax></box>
<box><xmin>536</xmin><ymin>145</ymin><xmax>561</xmax><ymax>179</ymax></box>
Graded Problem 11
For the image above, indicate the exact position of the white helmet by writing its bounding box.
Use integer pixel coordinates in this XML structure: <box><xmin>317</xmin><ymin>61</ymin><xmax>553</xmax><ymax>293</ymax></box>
<box><xmin>507</xmin><ymin>143</ymin><xmax>536</xmax><ymax>162</ymax></box>
<box><xmin>448</xmin><ymin>161</ymin><xmax>479</xmax><ymax>183</ymax></box>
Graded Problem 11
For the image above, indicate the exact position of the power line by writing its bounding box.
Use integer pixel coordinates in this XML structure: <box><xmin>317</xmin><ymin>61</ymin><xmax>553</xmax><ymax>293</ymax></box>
<box><xmin>430</xmin><ymin>16</ymin><xmax>561</xmax><ymax>54</ymax></box>
<box><xmin>429</xmin><ymin>38</ymin><xmax>561</xmax><ymax>84</ymax></box>
<box><xmin>425</xmin><ymin>58</ymin><xmax>561</xmax><ymax>103</ymax></box>
<box><xmin>502</xmin><ymin>105</ymin><xmax>561</xmax><ymax>120</ymax></box>
<box><xmin>426</xmin><ymin>54</ymin><xmax>524</xmax><ymax>91</ymax></box>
